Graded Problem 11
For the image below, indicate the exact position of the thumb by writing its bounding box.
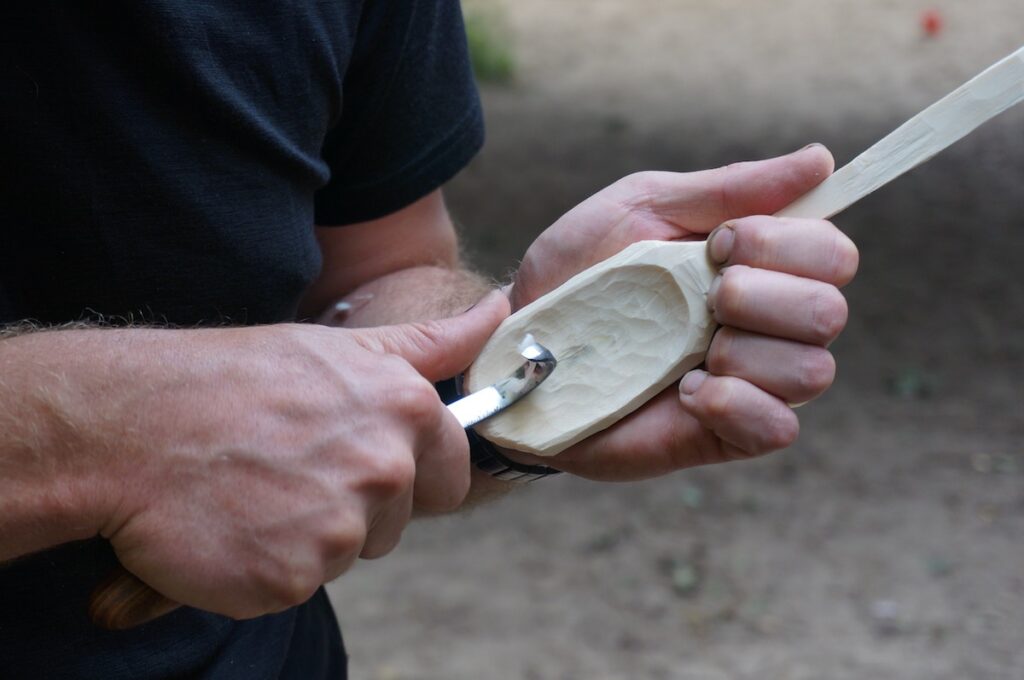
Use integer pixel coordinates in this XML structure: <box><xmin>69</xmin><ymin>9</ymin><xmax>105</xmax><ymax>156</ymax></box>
<box><xmin>648</xmin><ymin>144</ymin><xmax>836</xmax><ymax>234</ymax></box>
<box><xmin>352</xmin><ymin>290</ymin><xmax>510</xmax><ymax>382</ymax></box>
<box><xmin>710</xmin><ymin>143</ymin><xmax>836</xmax><ymax>225</ymax></box>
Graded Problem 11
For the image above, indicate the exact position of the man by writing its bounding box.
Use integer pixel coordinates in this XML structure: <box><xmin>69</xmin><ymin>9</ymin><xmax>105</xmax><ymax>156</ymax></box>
<box><xmin>0</xmin><ymin>1</ymin><xmax>856</xmax><ymax>678</ymax></box>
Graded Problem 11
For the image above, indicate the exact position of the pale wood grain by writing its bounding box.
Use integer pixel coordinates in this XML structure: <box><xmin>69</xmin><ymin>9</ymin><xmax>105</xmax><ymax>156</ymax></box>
<box><xmin>467</xmin><ymin>241</ymin><xmax>717</xmax><ymax>455</ymax></box>
<box><xmin>778</xmin><ymin>45</ymin><xmax>1024</xmax><ymax>219</ymax></box>
<box><xmin>468</xmin><ymin>46</ymin><xmax>1024</xmax><ymax>457</ymax></box>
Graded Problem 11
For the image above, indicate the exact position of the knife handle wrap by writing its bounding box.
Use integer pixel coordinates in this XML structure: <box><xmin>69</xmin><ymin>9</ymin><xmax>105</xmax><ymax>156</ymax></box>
<box><xmin>435</xmin><ymin>377</ymin><xmax>562</xmax><ymax>483</ymax></box>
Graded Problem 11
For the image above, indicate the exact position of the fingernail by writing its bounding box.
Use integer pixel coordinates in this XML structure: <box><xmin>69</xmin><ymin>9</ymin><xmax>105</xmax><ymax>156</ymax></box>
<box><xmin>707</xmin><ymin>225</ymin><xmax>735</xmax><ymax>264</ymax></box>
<box><xmin>679</xmin><ymin>370</ymin><xmax>708</xmax><ymax>396</ymax></box>
<box><xmin>706</xmin><ymin>275</ymin><xmax>722</xmax><ymax>312</ymax></box>
<box><xmin>798</xmin><ymin>142</ymin><xmax>825</xmax><ymax>153</ymax></box>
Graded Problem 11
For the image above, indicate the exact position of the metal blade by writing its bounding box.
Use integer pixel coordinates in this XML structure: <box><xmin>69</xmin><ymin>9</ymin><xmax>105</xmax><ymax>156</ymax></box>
<box><xmin>447</xmin><ymin>334</ymin><xmax>556</xmax><ymax>429</ymax></box>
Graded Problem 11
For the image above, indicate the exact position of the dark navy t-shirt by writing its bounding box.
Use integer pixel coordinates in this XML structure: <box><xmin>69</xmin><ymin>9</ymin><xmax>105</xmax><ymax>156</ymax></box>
<box><xmin>0</xmin><ymin>1</ymin><xmax>483</xmax><ymax>677</ymax></box>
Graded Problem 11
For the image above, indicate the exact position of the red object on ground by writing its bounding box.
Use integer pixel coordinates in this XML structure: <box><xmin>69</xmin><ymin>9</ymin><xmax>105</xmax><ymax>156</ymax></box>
<box><xmin>921</xmin><ymin>9</ymin><xmax>944</xmax><ymax>37</ymax></box>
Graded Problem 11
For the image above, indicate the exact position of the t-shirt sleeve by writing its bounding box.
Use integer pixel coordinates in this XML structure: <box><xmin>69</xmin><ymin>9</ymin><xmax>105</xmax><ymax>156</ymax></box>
<box><xmin>313</xmin><ymin>0</ymin><xmax>484</xmax><ymax>225</ymax></box>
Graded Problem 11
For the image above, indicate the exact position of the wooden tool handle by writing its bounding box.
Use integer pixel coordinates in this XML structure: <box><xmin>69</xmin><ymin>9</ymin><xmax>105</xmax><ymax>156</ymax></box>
<box><xmin>89</xmin><ymin>565</ymin><xmax>180</xmax><ymax>630</ymax></box>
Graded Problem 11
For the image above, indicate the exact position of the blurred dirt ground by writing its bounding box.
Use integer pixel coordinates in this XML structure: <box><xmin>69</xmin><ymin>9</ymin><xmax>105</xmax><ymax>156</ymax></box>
<box><xmin>329</xmin><ymin>2</ymin><xmax>1024</xmax><ymax>678</ymax></box>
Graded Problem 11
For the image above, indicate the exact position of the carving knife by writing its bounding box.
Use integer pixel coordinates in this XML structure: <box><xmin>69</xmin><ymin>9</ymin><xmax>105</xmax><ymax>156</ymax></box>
<box><xmin>88</xmin><ymin>335</ymin><xmax>557</xmax><ymax>630</ymax></box>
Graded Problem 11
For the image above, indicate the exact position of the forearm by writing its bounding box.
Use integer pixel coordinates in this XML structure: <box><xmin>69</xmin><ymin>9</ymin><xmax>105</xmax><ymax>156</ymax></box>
<box><xmin>333</xmin><ymin>264</ymin><xmax>493</xmax><ymax>330</ymax></box>
<box><xmin>0</xmin><ymin>326</ymin><xmax>127</xmax><ymax>561</ymax></box>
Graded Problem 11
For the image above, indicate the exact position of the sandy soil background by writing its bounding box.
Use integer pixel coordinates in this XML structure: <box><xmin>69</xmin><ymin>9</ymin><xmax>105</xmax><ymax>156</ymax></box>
<box><xmin>329</xmin><ymin>2</ymin><xmax>1024</xmax><ymax>678</ymax></box>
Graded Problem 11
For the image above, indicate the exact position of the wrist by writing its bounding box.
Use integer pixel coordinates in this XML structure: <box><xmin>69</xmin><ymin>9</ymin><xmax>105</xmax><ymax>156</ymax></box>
<box><xmin>0</xmin><ymin>328</ymin><xmax>137</xmax><ymax>555</ymax></box>
<box><xmin>326</xmin><ymin>266</ymin><xmax>495</xmax><ymax>327</ymax></box>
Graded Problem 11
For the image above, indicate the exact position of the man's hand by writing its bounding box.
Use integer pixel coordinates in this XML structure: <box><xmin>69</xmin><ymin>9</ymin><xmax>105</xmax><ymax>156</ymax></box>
<box><xmin>107</xmin><ymin>292</ymin><xmax>508</xmax><ymax>618</ymax></box>
<box><xmin>0</xmin><ymin>291</ymin><xmax>508</xmax><ymax>619</ymax></box>
<box><xmin>507</xmin><ymin>145</ymin><xmax>858</xmax><ymax>480</ymax></box>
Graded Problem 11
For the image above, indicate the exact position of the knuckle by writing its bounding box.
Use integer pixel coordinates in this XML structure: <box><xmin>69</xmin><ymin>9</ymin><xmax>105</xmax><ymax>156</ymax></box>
<box><xmin>705</xmin><ymin>329</ymin><xmax>736</xmax><ymax>375</ymax></box>
<box><xmin>702</xmin><ymin>379</ymin><xmax>736</xmax><ymax>422</ymax></box>
<box><xmin>261</xmin><ymin>564</ymin><xmax>321</xmax><ymax>610</ymax></box>
<box><xmin>393</xmin><ymin>379</ymin><xmax>443</xmax><ymax>425</ymax></box>
<box><xmin>373</xmin><ymin>321</ymin><xmax>446</xmax><ymax>365</ymax></box>
<box><xmin>736</xmin><ymin>217</ymin><xmax>772</xmax><ymax>255</ymax></box>
<box><xmin>829</xmin><ymin>231</ymin><xmax>860</xmax><ymax>285</ymax></box>
<box><xmin>763</xmin><ymin>411</ymin><xmax>800</xmax><ymax>451</ymax></box>
<box><xmin>809</xmin><ymin>286</ymin><xmax>848</xmax><ymax>343</ymax></box>
<box><xmin>365</xmin><ymin>451</ymin><xmax>416</xmax><ymax>497</ymax></box>
<box><xmin>615</xmin><ymin>171</ymin><xmax>663</xmax><ymax>208</ymax></box>
<box><xmin>320</xmin><ymin>522</ymin><xmax>365</xmax><ymax>564</ymax></box>
<box><xmin>794</xmin><ymin>350</ymin><xmax>836</xmax><ymax>399</ymax></box>
<box><xmin>716</xmin><ymin>161</ymin><xmax>754</xmax><ymax>214</ymax></box>
<box><xmin>404</xmin><ymin>319</ymin><xmax>448</xmax><ymax>355</ymax></box>
<box><xmin>618</xmin><ymin>170</ymin><xmax>654</xmax><ymax>192</ymax></box>
<box><xmin>714</xmin><ymin>266</ymin><xmax>749</xmax><ymax>320</ymax></box>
